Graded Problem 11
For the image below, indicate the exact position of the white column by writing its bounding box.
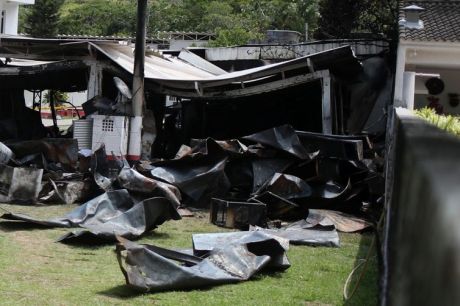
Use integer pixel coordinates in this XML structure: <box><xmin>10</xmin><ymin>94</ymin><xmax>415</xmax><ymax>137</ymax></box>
<box><xmin>402</xmin><ymin>71</ymin><xmax>416</xmax><ymax>110</ymax></box>
<box><xmin>394</xmin><ymin>45</ymin><xmax>407</xmax><ymax>107</ymax></box>
<box><xmin>128</xmin><ymin>116</ymin><xmax>142</xmax><ymax>160</ymax></box>
<box><xmin>4</xmin><ymin>3</ymin><xmax>19</xmax><ymax>35</ymax></box>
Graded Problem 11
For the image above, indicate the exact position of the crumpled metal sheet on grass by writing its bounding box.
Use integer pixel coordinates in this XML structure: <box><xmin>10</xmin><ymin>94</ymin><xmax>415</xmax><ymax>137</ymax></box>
<box><xmin>306</xmin><ymin>209</ymin><xmax>372</xmax><ymax>233</ymax></box>
<box><xmin>192</xmin><ymin>222</ymin><xmax>339</xmax><ymax>254</ymax></box>
<box><xmin>116</xmin><ymin>231</ymin><xmax>290</xmax><ymax>292</ymax></box>
<box><xmin>118</xmin><ymin>166</ymin><xmax>182</xmax><ymax>207</ymax></box>
<box><xmin>1</xmin><ymin>189</ymin><xmax>181</xmax><ymax>242</ymax></box>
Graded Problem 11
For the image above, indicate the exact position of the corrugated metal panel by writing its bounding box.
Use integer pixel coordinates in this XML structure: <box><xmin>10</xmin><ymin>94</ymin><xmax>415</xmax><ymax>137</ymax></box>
<box><xmin>178</xmin><ymin>49</ymin><xmax>227</xmax><ymax>75</ymax></box>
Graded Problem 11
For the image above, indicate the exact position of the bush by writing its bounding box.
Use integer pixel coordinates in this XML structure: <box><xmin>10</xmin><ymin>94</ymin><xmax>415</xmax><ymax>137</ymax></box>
<box><xmin>415</xmin><ymin>107</ymin><xmax>460</xmax><ymax>136</ymax></box>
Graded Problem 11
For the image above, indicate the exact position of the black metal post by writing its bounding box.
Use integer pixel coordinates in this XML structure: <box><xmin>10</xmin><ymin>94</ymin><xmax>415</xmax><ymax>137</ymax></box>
<box><xmin>49</xmin><ymin>90</ymin><xmax>59</xmax><ymax>135</ymax></box>
<box><xmin>132</xmin><ymin>0</ymin><xmax>147</xmax><ymax>117</ymax></box>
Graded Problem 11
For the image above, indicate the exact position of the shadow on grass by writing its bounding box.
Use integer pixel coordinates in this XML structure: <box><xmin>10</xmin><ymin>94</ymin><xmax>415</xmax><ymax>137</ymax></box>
<box><xmin>98</xmin><ymin>285</ymin><xmax>143</xmax><ymax>299</ymax></box>
<box><xmin>98</xmin><ymin>263</ymin><xmax>286</xmax><ymax>300</ymax></box>
<box><xmin>142</xmin><ymin>231</ymin><xmax>172</xmax><ymax>240</ymax></box>
<box><xmin>59</xmin><ymin>238</ymin><xmax>116</xmax><ymax>249</ymax></box>
<box><xmin>342</xmin><ymin>232</ymin><xmax>379</xmax><ymax>306</ymax></box>
<box><xmin>0</xmin><ymin>221</ymin><xmax>51</xmax><ymax>231</ymax></box>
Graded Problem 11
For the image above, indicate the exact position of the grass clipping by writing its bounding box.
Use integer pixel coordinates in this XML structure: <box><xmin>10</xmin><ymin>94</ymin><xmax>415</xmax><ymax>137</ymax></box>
<box><xmin>415</xmin><ymin>107</ymin><xmax>460</xmax><ymax>136</ymax></box>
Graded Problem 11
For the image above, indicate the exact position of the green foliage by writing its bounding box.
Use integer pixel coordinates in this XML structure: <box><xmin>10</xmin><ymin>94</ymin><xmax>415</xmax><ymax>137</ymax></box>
<box><xmin>209</xmin><ymin>28</ymin><xmax>261</xmax><ymax>47</ymax></box>
<box><xmin>316</xmin><ymin>0</ymin><xmax>361</xmax><ymax>38</ymax></box>
<box><xmin>43</xmin><ymin>90</ymin><xmax>69</xmax><ymax>105</ymax></box>
<box><xmin>19</xmin><ymin>0</ymin><xmax>397</xmax><ymax>45</ymax></box>
<box><xmin>415</xmin><ymin>107</ymin><xmax>460</xmax><ymax>136</ymax></box>
<box><xmin>57</xmin><ymin>0</ymin><xmax>137</xmax><ymax>36</ymax></box>
<box><xmin>23</xmin><ymin>0</ymin><xmax>64</xmax><ymax>37</ymax></box>
<box><xmin>316</xmin><ymin>0</ymin><xmax>398</xmax><ymax>39</ymax></box>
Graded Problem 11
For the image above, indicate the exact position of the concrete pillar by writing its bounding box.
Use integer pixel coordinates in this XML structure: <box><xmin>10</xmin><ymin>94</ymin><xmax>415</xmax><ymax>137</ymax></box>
<box><xmin>403</xmin><ymin>71</ymin><xmax>416</xmax><ymax>110</ymax></box>
<box><xmin>394</xmin><ymin>45</ymin><xmax>407</xmax><ymax>107</ymax></box>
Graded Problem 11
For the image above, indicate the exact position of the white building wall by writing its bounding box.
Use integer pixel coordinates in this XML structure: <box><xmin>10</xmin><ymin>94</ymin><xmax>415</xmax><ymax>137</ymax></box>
<box><xmin>0</xmin><ymin>0</ymin><xmax>34</xmax><ymax>35</ymax></box>
<box><xmin>3</xmin><ymin>2</ymin><xmax>19</xmax><ymax>35</ymax></box>
<box><xmin>395</xmin><ymin>41</ymin><xmax>460</xmax><ymax>113</ymax></box>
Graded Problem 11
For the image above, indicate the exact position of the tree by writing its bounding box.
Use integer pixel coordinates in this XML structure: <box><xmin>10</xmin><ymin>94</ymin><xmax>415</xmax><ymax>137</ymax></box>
<box><xmin>22</xmin><ymin>0</ymin><xmax>322</xmax><ymax>45</ymax></box>
<box><xmin>315</xmin><ymin>0</ymin><xmax>398</xmax><ymax>40</ymax></box>
<box><xmin>357</xmin><ymin>0</ymin><xmax>399</xmax><ymax>40</ymax></box>
<box><xmin>24</xmin><ymin>0</ymin><xmax>64</xmax><ymax>37</ymax></box>
<box><xmin>315</xmin><ymin>0</ymin><xmax>362</xmax><ymax>39</ymax></box>
<box><xmin>57</xmin><ymin>0</ymin><xmax>137</xmax><ymax>36</ymax></box>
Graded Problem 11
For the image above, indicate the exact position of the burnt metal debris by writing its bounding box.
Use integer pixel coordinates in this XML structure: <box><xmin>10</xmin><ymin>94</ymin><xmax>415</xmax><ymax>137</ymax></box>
<box><xmin>0</xmin><ymin>164</ymin><xmax>43</xmax><ymax>203</ymax></box>
<box><xmin>0</xmin><ymin>42</ymin><xmax>388</xmax><ymax>294</ymax></box>
<box><xmin>0</xmin><ymin>122</ymin><xmax>380</xmax><ymax>243</ymax></box>
<box><xmin>192</xmin><ymin>225</ymin><xmax>339</xmax><ymax>253</ymax></box>
<box><xmin>210</xmin><ymin>198</ymin><xmax>267</xmax><ymax>229</ymax></box>
<box><xmin>0</xmin><ymin>33</ymin><xmax>395</xmax><ymax>297</ymax></box>
<box><xmin>116</xmin><ymin>231</ymin><xmax>290</xmax><ymax>292</ymax></box>
<box><xmin>0</xmin><ymin>119</ymin><xmax>380</xmax><ymax>267</ymax></box>
<box><xmin>1</xmin><ymin>189</ymin><xmax>180</xmax><ymax>242</ymax></box>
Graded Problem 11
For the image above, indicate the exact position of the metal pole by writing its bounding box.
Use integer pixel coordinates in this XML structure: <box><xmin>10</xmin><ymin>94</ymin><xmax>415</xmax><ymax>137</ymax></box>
<box><xmin>128</xmin><ymin>0</ymin><xmax>148</xmax><ymax>161</ymax></box>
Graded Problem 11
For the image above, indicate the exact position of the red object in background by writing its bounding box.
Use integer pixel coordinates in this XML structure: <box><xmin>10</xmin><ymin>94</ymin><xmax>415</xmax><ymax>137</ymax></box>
<box><xmin>56</xmin><ymin>108</ymin><xmax>85</xmax><ymax>118</ymax></box>
<box><xmin>427</xmin><ymin>96</ymin><xmax>444</xmax><ymax>115</ymax></box>
<box><xmin>40</xmin><ymin>108</ymin><xmax>85</xmax><ymax>119</ymax></box>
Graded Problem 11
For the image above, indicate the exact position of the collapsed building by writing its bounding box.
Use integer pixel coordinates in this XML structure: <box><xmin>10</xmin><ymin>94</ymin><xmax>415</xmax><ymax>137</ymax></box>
<box><xmin>0</xmin><ymin>35</ymin><xmax>393</xmax><ymax>292</ymax></box>
<box><xmin>0</xmin><ymin>36</ymin><xmax>391</xmax><ymax>155</ymax></box>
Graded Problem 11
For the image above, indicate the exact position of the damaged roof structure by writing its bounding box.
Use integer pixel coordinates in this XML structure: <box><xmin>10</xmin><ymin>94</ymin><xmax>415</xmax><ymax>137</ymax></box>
<box><xmin>0</xmin><ymin>29</ymin><xmax>392</xmax><ymax>295</ymax></box>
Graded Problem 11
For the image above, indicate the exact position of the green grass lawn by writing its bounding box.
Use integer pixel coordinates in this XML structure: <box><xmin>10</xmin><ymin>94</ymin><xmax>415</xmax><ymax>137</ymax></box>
<box><xmin>0</xmin><ymin>203</ymin><xmax>378</xmax><ymax>306</ymax></box>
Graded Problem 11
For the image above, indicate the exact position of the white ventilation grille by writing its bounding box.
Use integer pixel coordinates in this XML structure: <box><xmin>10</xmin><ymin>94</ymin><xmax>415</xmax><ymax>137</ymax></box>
<box><xmin>102</xmin><ymin>119</ymin><xmax>114</xmax><ymax>132</ymax></box>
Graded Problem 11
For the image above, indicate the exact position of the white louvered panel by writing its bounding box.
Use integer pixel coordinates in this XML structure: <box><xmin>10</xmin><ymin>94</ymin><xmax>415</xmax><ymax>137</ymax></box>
<box><xmin>73</xmin><ymin>119</ymin><xmax>93</xmax><ymax>150</ymax></box>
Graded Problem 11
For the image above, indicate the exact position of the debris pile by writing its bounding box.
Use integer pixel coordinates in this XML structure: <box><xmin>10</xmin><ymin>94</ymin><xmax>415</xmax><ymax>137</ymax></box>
<box><xmin>0</xmin><ymin>120</ymin><xmax>382</xmax><ymax>291</ymax></box>
<box><xmin>0</xmin><ymin>140</ymin><xmax>183</xmax><ymax>243</ymax></box>
<box><xmin>149</xmin><ymin>124</ymin><xmax>382</xmax><ymax>231</ymax></box>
